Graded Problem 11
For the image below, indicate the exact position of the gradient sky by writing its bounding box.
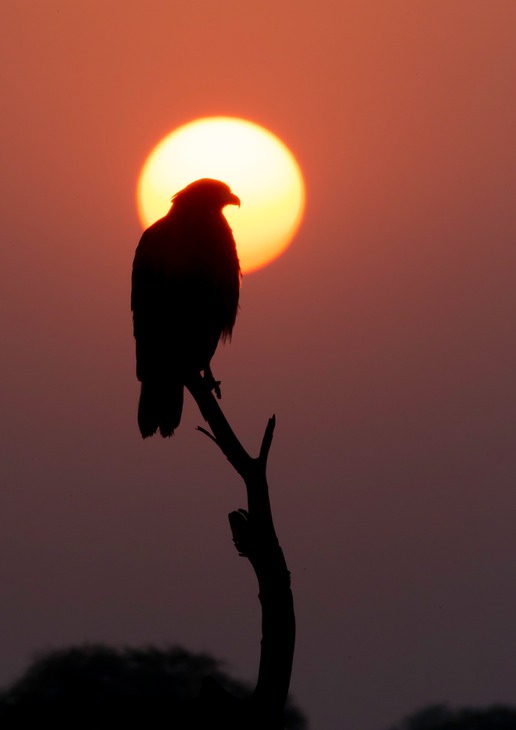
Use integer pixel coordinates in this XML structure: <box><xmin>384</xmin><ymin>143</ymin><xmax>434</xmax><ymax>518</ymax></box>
<box><xmin>1</xmin><ymin>3</ymin><xmax>516</xmax><ymax>729</ymax></box>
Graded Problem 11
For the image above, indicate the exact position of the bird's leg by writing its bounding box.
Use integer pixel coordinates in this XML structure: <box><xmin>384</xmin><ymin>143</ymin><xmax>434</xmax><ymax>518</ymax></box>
<box><xmin>203</xmin><ymin>365</ymin><xmax>222</xmax><ymax>400</ymax></box>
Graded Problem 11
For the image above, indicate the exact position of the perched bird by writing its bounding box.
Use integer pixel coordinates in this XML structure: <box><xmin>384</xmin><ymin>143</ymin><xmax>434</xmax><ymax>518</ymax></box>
<box><xmin>131</xmin><ymin>178</ymin><xmax>241</xmax><ymax>438</ymax></box>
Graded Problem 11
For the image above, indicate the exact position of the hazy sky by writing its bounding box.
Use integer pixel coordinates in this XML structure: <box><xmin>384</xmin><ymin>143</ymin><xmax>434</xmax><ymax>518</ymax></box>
<box><xmin>2</xmin><ymin>3</ymin><xmax>516</xmax><ymax>729</ymax></box>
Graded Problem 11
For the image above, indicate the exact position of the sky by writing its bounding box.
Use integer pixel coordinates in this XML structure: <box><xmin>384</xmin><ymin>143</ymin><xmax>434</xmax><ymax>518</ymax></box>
<box><xmin>1</xmin><ymin>2</ymin><xmax>516</xmax><ymax>729</ymax></box>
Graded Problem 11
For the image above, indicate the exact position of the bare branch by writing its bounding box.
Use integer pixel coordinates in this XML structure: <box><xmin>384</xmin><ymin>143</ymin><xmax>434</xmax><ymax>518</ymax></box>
<box><xmin>185</xmin><ymin>371</ymin><xmax>295</xmax><ymax>729</ymax></box>
<box><xmin>259</xmin><ymin>415</ymin><xmax>276</xmax><ymax>468</ymax></box>
<box><xmin>195</xmin><ymin>425</ymin><xmax>220</xmax><ymax>446</ymax></box>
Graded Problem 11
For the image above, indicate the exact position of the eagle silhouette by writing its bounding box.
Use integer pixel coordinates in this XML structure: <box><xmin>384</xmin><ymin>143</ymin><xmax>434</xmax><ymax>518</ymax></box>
<box><xmin>132</xmin><ymin>179</ymin><xmax>241</xmax><ymax>438</ymax></box>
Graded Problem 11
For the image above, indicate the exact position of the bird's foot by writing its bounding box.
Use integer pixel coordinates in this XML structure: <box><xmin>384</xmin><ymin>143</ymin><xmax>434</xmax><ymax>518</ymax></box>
<box><xmin>203</xmin><ymin>367</ymin><xmax>222</xmax><ymax>399</ymax></box>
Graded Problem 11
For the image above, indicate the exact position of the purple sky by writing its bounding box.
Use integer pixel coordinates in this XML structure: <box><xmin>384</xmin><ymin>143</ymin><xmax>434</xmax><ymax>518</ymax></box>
<box><xmin>1</xmin><ymin>3</ymin><xmax>516</xmax><ymax>729</ymax></box>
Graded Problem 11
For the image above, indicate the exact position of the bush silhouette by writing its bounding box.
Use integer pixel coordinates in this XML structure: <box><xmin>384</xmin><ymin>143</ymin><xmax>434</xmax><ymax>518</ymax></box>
<box><xmin>0</xmin><ymin>644</ymin><xmax>306</xmax><ymax>729</ymax></box>
<box><xmin>387</xmin><ymin>703</ymin><xmax>516</xmax><ymax>730</ymax></box>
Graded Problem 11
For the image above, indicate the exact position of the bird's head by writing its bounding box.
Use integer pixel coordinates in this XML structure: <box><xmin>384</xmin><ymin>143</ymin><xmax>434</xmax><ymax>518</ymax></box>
<box><xmin>171</xmin><ymin>179</ymin><xmax>240</xmax><ymax>211</ymax></box>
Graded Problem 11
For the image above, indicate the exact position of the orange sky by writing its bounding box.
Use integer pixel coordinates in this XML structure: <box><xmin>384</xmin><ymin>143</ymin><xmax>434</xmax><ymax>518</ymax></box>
<box><xmin>1</xmin><ymin>3</ymin><xmax>516</xmax><ymax>729</ymax></box>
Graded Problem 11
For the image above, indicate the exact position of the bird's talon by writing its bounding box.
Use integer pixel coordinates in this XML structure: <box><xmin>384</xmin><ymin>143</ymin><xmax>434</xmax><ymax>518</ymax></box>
<box><xmin>202</xmin><ymin>369</ymin><xmax>222</xmax><ymax>399</ymax></box>
<box><xmin>212</xmin><ymin>378</ymin><xmax>222</xmax><ymax>399</ymax></box>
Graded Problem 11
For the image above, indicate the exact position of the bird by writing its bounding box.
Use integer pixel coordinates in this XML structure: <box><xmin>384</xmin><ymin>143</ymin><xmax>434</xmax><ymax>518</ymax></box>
<box><xmin>131</xmin><ymin>178</ymin><xmax>241</xmax><ymax>438</ymax></box>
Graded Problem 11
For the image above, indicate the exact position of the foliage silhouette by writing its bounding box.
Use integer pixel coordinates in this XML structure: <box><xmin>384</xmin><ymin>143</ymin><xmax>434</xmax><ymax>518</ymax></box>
<box><xmin>387</xmin><ymin>703</ymin><xmax>516</xmax><ymax>730</ymax></box>
<box><xmin>0</xmin><ymin>644</ymin><xmax>306</xmax><ymax>729</ymax></box>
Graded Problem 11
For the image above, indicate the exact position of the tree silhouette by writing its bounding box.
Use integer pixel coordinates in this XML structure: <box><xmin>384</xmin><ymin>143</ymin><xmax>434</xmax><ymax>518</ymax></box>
<box><xmin>1</xmin><ymin>372</ymin><xmax>299</xmax><ymax>728</ymax></box>
<box><xmin>386</xmin><ymin>703</ymin><xmax>516</xmax><ymax>730</ymax></box>
<box><xmin>0</xmin><ymin>645</ymin><xmax>305</xmax><ymax>729</ymax></box>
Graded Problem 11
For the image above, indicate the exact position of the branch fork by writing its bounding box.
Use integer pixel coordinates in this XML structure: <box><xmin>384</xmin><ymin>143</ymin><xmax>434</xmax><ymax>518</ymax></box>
<box><xmin>184</xmin><ymin>371</ymin><xmax>295</xmax><ymax>729</ymax></box>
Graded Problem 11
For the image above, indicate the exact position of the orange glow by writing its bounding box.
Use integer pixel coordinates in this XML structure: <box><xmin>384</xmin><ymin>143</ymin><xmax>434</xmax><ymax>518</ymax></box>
<box><xmin>137</xmin><ymin>117</ymin><xmax>305</xmax><ymax>273</ymax></box>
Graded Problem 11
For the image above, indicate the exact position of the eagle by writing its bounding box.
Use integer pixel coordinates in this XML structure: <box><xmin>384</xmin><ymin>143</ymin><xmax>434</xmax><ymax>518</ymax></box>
<box><xmin>131</xmin><ymin>178</ymin><xmax>241</xmax><ymax>438</ymax></box>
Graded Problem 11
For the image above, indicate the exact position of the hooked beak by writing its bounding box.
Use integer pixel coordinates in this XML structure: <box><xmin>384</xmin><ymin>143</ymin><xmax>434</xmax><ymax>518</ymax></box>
<box><xmin>228</xmin><ymin>192</ymin><xmax>241</xmax><ymax>208</ymax></box>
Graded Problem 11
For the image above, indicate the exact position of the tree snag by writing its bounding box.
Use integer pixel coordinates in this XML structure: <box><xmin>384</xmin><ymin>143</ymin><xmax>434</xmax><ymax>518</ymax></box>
<box><xmin>185</xmin><ymin>371</ymin><xmax>296</xmax><ymax>730</ymax></box>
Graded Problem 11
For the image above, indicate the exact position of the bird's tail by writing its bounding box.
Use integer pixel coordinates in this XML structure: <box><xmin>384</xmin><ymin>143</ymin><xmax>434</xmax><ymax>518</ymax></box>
<box><xmin>138</xmin><ymin>381</ymin><xmax>184</xmax><ymax>438</ymax></box>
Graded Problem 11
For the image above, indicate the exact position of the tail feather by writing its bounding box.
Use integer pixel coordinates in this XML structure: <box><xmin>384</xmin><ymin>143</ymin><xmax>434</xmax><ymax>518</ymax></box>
<box><xmin>138</xmin><ymin>381</ymin><xmax>184</xmax><ymax>438</ymax></box>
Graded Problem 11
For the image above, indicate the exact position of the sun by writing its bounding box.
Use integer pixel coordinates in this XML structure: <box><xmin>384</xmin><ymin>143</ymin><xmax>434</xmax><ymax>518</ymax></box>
<box><xmin>137</xmin><ymin>117</ymin><xmax>305</xmax><ymax>274</ymax></box>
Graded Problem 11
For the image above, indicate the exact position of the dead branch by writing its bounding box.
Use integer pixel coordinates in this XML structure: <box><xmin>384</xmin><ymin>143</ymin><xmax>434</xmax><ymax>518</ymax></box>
<box><xmin>185</xmin><ymin>371</ymin><xmax>295</xmax><ymax>729</ymax></box>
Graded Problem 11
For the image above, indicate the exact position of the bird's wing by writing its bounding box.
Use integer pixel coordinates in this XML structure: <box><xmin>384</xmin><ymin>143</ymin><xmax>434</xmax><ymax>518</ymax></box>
<box><xmin>131</xmin><ymin>212</ymin><xmax>240</xmax><ymax>381</ymax></box>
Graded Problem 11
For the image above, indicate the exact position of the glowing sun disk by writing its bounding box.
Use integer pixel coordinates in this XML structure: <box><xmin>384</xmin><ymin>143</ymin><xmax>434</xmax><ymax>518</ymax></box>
<box><xmin>137</xmin><ymin>117</ymin><xmax>305</xmax><ymax>273</ymax></box>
